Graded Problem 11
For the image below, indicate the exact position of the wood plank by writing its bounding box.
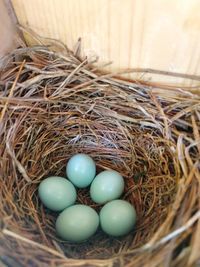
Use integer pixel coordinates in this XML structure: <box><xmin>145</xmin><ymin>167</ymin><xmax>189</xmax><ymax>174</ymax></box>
<box><xmin>0</xmin><ymin>0</ymin><xmax>18</xmax><ymax>58</ymax></box>
<box><xmin>11</xmin><ymin>0</ymin><xmax>200</xmax><ymax>83</ymax></box>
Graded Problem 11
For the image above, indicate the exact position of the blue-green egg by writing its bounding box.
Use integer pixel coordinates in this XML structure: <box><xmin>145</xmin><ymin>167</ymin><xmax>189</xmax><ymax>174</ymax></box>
<box><xmin>56</xmin><ymin>204</ymin><xmax>99</xmax><ymax>242</ymax></box>
<box><xmin>38</xmin><ymin>176</ymin><xmax>77</xmax><ymax>211</ymax></box>
<box><xmin>90</xmin><ymin>170</ymin><xmax>124</xmax><ymax>204</ymax></box>
<box><xmin>66</xmin><ymin>153</ymin><xmax>96</xmax><ymax>188</ymax></box>
<box><xmin>100</xmin><ymin>200</ymin><xmax>137</xmax><ymax>237</ymax></box>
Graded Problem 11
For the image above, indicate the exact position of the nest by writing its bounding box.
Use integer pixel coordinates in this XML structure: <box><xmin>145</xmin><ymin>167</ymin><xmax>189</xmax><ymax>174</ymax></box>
<box><xmin>0</xmin><ymin>40</ymin><xmax>200</xmax><ymax>267</ymax></box>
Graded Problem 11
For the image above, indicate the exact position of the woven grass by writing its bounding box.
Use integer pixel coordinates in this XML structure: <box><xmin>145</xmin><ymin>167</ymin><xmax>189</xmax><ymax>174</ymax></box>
<box><xmin>0</xmin><ymin>39</ymin><xmax>200</xmax><ymax>267</ymax></box>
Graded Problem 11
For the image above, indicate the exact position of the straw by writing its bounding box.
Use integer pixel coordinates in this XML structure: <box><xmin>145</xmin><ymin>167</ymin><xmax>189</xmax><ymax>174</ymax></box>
<box><xmin>0</xmin><ymin>36</ymin><xmax>199</xmax><ymax>267</ymax></box>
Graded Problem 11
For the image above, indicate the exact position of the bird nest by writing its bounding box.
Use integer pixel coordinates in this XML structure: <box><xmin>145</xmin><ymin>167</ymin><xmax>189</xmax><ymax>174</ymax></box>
<box><xmin>0</xmin><ymin>40</ymin><xmax>200</xmax><ymax>267</ymax></box>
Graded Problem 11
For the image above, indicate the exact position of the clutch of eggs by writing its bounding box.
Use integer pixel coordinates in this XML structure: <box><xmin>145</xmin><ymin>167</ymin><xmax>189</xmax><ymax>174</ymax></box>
<box><xmin>38</xmin><ymin>153</ymin><xmax>137</xmax><ymax>242</ymax></box>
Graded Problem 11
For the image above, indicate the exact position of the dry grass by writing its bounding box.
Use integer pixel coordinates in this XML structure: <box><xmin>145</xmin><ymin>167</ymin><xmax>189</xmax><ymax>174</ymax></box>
<box><xmin>0</xmin><ymin>38</ymin><xmax>200</xmax><ymax>267</ymax></box>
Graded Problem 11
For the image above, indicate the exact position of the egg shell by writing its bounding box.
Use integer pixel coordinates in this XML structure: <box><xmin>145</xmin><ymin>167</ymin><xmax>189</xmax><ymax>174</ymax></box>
<box><xmin>38</xmin><ymin>176</ymin><xmax>77</xmax><ymax>211</ymax></box>
<box><xmin>90</xmin><ymin>170</ymin><xmax>124</xmax><ymax>204</ymax></box>
<box><xmin>66</xmin><ymin>154</ymin><xmax>96</xmax><ymax>188</ymax></box>
<box><xmin>100</xmin><ymin>200</ymin><xmax>137</xmax><ymax>237</ymax></box>
<box><xmin>56</xmin><ymin>204</ymin><xmax>99</xmax><ymax>242</ymax></box>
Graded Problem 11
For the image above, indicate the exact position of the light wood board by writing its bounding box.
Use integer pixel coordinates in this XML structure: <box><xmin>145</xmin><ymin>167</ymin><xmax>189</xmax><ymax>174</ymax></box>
<box><xmin>0</xmin><ymin>0</ymin><xmax>18</xmax><ymax>58</ymax></box>
<box><xmin>11</xmin><ymin>0</ymin><xmax>200</xmax><ymax>83</ymax></box>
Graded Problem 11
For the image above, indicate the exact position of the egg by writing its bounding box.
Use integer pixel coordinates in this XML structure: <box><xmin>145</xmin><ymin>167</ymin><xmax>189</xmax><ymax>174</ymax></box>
<box><xmin>100</xmin><ymin>200</ymin><xmax>137</xmax><ymax>237</ymax></box>
<box><xmin>66</xmin><ymin>153</ymin><xmax>96</xmax><ymax>188</ymax></box>
<box><xmin>38</xmin><ymin>176</ymin><xmax>77</xmax><ymax>211</ymax></box>
<box><xmin>56</xmin><ymin>204</ymin><xmax>99</xmax><ymax>242</ymax></box>
<box><xmin>90</xmin><ymin>170</ymin><xmax>124</xmax><ymax>204</ymax></box>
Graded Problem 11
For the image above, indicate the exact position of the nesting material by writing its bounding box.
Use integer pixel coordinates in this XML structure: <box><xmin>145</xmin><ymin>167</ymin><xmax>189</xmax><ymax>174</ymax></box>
<box><xmin>0</xmin><ymin>41</ymin><xmax>200</xmax><ymax>267</ymax></box>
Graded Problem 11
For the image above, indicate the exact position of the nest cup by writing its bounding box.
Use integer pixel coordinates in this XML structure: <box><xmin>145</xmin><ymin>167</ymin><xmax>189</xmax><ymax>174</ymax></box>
<box><xmin>0</xmin><ymin>41</ymin><xmax>200</xmax><ymax>267</ymax></box>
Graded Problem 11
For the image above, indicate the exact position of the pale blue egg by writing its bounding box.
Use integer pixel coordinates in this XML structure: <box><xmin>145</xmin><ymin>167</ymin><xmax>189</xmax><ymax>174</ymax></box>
<box><xmin>38</xmin><ymin>176</ymin><xmax>77</xmax><ymax>211</ymax></box>
<box><xmin>90</xmin><ymin>170</ymin><xmax>124</xmax><ymax>204</ymax></box>
<box><xmin>56</xmin><ymin>204</ymin><xmax>99</xmax><ymax>242</ymax></box>
<box><xmin>100</xmin><ymin>200</ymin><xmax>137</xmax><ymax>236</ymax></box>
<box><xmin>66</xmin><ymin>154</ymin><xmax>96</xmax><ymax>188</ymax></box>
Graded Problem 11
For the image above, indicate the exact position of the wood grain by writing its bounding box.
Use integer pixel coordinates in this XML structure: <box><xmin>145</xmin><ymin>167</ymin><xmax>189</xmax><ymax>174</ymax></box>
<box><xmin>11</xmin><ymin>0</ymin><xmax>200</xmax><ymax>83</ymax></box>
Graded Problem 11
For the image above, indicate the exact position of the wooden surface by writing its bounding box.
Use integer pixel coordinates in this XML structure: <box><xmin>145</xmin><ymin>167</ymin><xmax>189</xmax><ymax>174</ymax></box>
<box><xmin>10</xmin><ymin>0</ymin><xmax>200</xmax><ymax>83</ymax></box>
<box><xmin>0</xmin><ymin>0</ymin><xmax>18</xmax><ymax>58</ymax></box>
